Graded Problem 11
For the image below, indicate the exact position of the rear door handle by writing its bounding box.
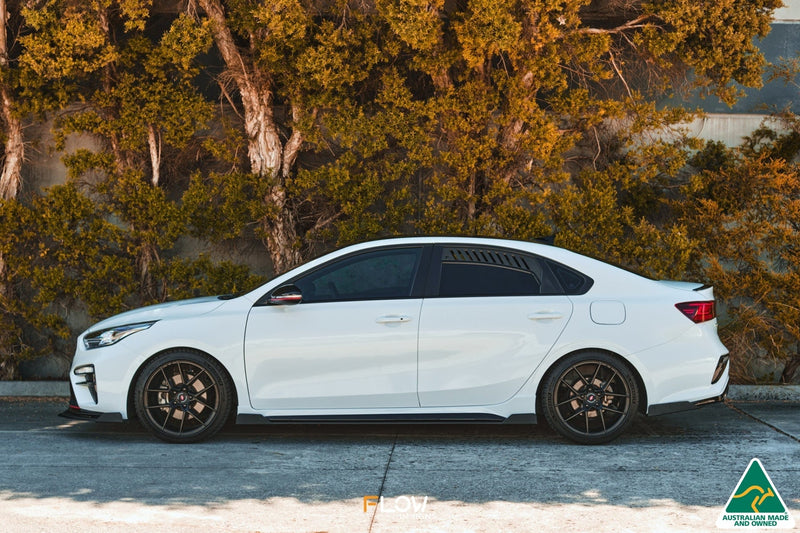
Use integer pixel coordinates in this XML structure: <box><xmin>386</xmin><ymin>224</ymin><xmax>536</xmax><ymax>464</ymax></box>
<box><xmin>528</xmin><ymin>312</ymin><xmax>564</xmax><ymax>321</ymax></box>
<box><xmin>376</xmin><ymin>315</ymin><xmax>412</xmax><ymax>324</ymax></box>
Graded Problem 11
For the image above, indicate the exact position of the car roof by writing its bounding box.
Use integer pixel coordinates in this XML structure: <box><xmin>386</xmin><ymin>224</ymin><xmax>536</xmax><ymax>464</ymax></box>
<box><xmin>335</xmin><ymin>236</ymin><xmax>598</xmax><ymax>268</ymax></box>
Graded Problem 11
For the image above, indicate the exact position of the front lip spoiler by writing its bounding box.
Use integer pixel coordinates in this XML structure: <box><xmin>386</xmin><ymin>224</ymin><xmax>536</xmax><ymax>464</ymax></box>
<box><xmin>59</xmin><ymin>405</ymin><xmax>124</xmax><ymax>423</ymax></box>
<box><xmin>647</xmin><ymin>385</ymin><xmax>729</xmax><ymax>417</ymax></box>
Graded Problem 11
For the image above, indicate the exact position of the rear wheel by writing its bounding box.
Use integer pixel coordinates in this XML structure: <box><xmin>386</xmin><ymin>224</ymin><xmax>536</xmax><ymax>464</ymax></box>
<box><xmin>134</xmin><ymin>351</ymin><xmax>233</xmax><ymax>443</ymax></box>
<box><xmin>542</xmin><ymin>351</ymin><xmax>640</xmax><ymax>444</ymax></box>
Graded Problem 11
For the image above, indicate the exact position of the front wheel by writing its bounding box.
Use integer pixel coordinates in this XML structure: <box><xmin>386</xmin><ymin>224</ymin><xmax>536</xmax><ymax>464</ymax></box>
<box><xmin>134</xmin><ymin>350</ymin><xmax>233</xmax><ymax>443</ymax></box>
<box><xmin>541</xmin><ymin>351</ymin><xmax>640</xmax><ymax>444</ymax></box>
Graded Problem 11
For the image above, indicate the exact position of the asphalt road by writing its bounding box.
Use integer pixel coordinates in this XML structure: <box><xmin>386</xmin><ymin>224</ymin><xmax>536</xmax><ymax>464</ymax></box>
<box><xmin>0</xmin><ymin>398</ymin><xmax>797</xmax><ymax>533</ymax></box>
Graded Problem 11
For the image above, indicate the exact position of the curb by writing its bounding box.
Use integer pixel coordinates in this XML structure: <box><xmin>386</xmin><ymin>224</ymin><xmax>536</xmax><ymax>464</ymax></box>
<box><xmin>0</xmin><ymin>381</ymin><xmax>70</xmax><ymax>397</ymax></box>
<box><xmin>1</xmin><ymin>382</ymin><xmax>799</xmax><ymax>401</ymax></box>
<box><xmin>727</xmin><ymin>384</ymin><xmax>800</xmax><ymax>401</ymax></box>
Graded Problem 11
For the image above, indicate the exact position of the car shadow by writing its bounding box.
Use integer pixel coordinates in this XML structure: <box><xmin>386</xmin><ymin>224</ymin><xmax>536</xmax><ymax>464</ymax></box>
<box><xmin>1</xmin><ymin>400</ymin><xmax>793</xmax><ymax>512</ymax></box>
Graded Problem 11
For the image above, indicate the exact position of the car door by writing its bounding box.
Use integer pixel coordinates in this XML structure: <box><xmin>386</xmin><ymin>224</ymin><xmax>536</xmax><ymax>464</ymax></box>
<box><xmin>244</xmin><ymin>246</ymin><xmax>428</xmax><ymax>410</ymax></box>
<box><xmin>417</xmin><ymin>245</ymin><xmax>573</xmax><ymax>407</ymax></box>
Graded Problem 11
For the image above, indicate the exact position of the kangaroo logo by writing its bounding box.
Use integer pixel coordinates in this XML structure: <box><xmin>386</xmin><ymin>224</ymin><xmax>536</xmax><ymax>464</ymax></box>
<box><xmin>733</xmin><ymin>484</ymin><xmax>775</xmax><ymax>513</ymax></box>
<box><xmin>717</xmin><ymin>458</ymin><xmax>795</xmax><ymax>529</ymax></box>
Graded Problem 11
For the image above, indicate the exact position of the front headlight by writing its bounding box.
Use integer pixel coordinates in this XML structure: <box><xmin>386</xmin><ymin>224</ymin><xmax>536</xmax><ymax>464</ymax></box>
<box><xmin>83</xmin><ymin>321</ymin><xmax>157</xmax><ymax>350</ymax></box>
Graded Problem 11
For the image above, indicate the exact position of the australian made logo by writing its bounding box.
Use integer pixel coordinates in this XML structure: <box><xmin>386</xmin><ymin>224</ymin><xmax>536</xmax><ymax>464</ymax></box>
<box><xmin>717</xmin><ymin>458</ymin><xmax>795</xmax><ymax>529</ymax></box>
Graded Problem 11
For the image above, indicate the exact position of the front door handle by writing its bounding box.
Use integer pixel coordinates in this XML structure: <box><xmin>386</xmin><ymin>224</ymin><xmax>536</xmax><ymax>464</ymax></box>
<box><xmin>376</xmin><ymin>315</ymin><xmax>412</xmax><ymax>324</ymax></box>
<box><xmin>528</xmin><ymin>312</ymin><xmax>564</xmax><ymax>321</ymax></box>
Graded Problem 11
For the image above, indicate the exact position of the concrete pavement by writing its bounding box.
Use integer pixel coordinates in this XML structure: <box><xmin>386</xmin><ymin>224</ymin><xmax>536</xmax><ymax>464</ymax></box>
<box><xmin>0</xmin><ymin>397</ymin><xmax>797</xmax><ymax>532</ymax></box>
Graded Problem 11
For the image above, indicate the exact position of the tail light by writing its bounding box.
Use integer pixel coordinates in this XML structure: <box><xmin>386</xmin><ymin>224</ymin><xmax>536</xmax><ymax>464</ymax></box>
<box><xmin>676</xmin><ymin>301</ymin><xmax>716</xmax><ymax>323</ymax></box>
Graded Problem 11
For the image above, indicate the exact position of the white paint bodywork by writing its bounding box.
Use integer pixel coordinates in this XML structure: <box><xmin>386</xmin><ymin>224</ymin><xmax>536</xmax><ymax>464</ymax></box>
<box><xmin>68</xmin><ymin>237</ymin><xmax>729</xmax><ymax>422</ymax></box>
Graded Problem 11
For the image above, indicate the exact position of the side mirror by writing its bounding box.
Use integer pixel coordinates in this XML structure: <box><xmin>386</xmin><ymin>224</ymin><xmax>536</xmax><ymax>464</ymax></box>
<box><xmin>268</xmin><ymin>285</ymin><xmax>302</xmax><ymax>306</ymax></box>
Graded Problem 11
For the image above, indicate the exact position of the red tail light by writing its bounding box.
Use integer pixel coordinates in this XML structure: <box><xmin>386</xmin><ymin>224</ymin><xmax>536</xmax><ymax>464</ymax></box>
<box><xmin>676</xmin><ymin>301</ymin><xmax>716</xmax><ymax>323</ymax></box>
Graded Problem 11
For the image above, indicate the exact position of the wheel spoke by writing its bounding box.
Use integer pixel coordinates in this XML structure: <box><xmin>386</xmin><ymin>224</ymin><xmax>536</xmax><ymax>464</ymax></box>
<box><xmin>556</xmin><ymin>395</ymin><xmax>580</xmax><ymax>407</ymax></box>
<box><xmin>193</xmin><ymin>397</ymin><xmax>216</xmax><ymax>411</ymax></box>
<box><xmin>563</xmin><ymin>408</ymin><xmax>585</xmax><ymax>423</ymax></box>
<box><xmin>601</xmin><ymin>406</ymin><xmax>626</xmax><ymax>415</ymax></box>
<box><xmin>195</xmin><ymin>383</ymin><xmax>216</xmax><ymax>396</ymax></box>
<box><xmin>186</xmin><ymin>408</ymin><xmax>209</xmax><ymax>428</ymax></box>
<box><xmin>590</xmin><ymin>363</ymin><xmax>602</xmax><ymax>385</ymax></box>
<box><xmin>162</xmin><ymin>407</ymin><xmax>175</xmax><ymax>429</ymax></box>
<box><xmin>570</xmin><ymin>366</ymin><xmax>590</xmax><ymax>387</ymax></box>
<box><xmin>146</xmin><ymin>388</ymin><xmax>169</xmax><ymax>393</ymax></box>
<box><xmin>601</xmin><ymin>370</ymin><xmax>620</xmax><ymax>392</ymax></box>
<box><xmin>178</xmin><ymin>410</ymin><xmax>186</xmax><ymax>433</ymax></box>
<box><xmin>598</xmin><ymin>408</ymin><xmax>607</xmax><ymax>431</ymax></box>
<box><xmin>160</xmin><ymin>367</ymin><xmax>172</xmax><ymax>388</ymax></box>
<box><xmin>559</xmin><ymin>379</ymin><xmax>582</xmax><ymax>396</ymax></box>
<box><xmin>584</xmin><ymin>410</ymin><xmax>590</xmax><ymax>434</ymax></box>
<box><xmin>185</xmin><ymin>369</ymin><xmax>207</xmax><ymax>388</ymax></box>
<box><xmin>176</xmin><ymin>362</ymin><xmax>186</xmax><ymax>385</ymax></box>
<box><xmin>145</xmin><ymin>404</ymin><xmax>169</xmax><ymax>410</ymax></box>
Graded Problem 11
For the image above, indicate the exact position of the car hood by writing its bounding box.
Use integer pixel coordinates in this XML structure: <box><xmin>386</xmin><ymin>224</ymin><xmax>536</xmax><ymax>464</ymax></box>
<box><xmin>86</xmin><ymin>296</ymin><xmax>227</xmax><ymax>333</ymax></box>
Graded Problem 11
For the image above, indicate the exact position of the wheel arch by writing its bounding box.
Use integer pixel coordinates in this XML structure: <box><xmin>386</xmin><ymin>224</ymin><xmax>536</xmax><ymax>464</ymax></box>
<box><xmin>536</xmin><ymin>348</ymin><xmax>648</xmax><ymax>415</ymax></box>
<box><xmin>126</xmin><ymin>347</ymin><xmax>239</xmax><ymax>421</ymax></box>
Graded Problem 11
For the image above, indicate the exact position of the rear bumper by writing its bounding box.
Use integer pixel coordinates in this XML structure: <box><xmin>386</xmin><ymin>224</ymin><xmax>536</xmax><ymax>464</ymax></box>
<box><xmin>647</xmin><ymin>383</ymin><xmax>729</xmax><ymax>416</ymax></box>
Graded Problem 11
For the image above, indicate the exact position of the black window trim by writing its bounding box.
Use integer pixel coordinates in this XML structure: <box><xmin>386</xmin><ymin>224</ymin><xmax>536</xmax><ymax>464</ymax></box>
<box><xmin>255</xmin><ymin>244</ymin><xmax>433</xmax><ymax>306</ymax></box>
<box><xmin>545</xmin><ymin>257</ymin><xmax>594</xmax><ymax>295</ymax></box>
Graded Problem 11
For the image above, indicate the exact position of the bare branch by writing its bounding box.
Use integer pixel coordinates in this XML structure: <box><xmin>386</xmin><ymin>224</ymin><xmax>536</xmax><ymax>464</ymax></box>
<box><xmin>578</xmin><ymin>14</ymin><xmax>656</xmax><ymax>35</ymax></box>
<box><xmin>608</xmin><ymin>50</ymin><xmax>633</xmax><ymax>98</ymax></box>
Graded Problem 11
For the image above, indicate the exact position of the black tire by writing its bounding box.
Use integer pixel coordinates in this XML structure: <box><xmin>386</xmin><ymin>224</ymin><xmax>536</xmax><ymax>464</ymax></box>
<box><xmin>541</xmin><ymin>351</ymin><xmax>640</xmax><ymax>444</ymax></box>
<box><xmin>134</xmin><ymin>350</ymin><xmax>233</xmax><ymax>443</ymax></box>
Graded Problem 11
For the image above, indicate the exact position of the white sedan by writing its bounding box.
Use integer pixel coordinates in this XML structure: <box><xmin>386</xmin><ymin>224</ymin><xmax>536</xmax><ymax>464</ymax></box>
<box><xmin>62</xmin><ymin>237</ymin><xmax>729</xmax><ymax>444</ymax></box>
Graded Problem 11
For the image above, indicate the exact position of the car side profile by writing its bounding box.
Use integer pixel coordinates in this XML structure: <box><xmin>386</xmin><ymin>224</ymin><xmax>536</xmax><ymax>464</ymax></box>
<box><xmin>62</xmin><ymin>237</ymin><xmax>729</xmax><ymax>444</ymax></box>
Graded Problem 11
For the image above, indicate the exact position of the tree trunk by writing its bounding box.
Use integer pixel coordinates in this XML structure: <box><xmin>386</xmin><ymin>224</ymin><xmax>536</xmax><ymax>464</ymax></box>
<box><xmin>264</xmin><ymin>186</ymin><xmax>302</xmax><ymax>275</ymax></box>
<box><xmin>0</xmin><ymin>92</ymin><xmax>22</xmax><ymax>200</ymax></box>
<box><xmin>0</xmin><ymin>358</ymin><xmax>18</xmax><ymax>380</ymax></box>
<box><xmin>147</xmin><ymin>124</ymin><xmax>161</xmax><ymax>187</ymax></box>
<box><xmin>137</xmin><ymin>240</ymin><xmax>161</xmax><ymax>301</ymax></box>
<box><xmin>0</xmin><ymin>0</ymin><xmax>22</xmax><ymax>201</ymax></box>
<box><xmin>198</xmin><ymin>0</ymin><xmax>304</xmax><ymax>274</ymax></box>
<box><xmin>0</xmin><ymin>0</ymin><xmax>22</xmax><ymax>380</ymax></box>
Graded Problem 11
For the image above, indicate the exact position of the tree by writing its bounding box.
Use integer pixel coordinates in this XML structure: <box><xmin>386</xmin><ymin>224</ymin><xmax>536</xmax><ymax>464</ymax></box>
<box><xmin>195</xmin><ymin>0</ymin><xmax>387</xmax><ymax>272</ymax></box>
<box><xmin>682</xmin><ymin>139</ymin><xmax>800</xmax><ymax>383</ymax></box>
<box><xmin>26</xmin><ymin>1</ymin><xmax>215</xmax><ymax>299</ymax></box>
<box><xmin>296</xmin><ymin>0</ymin><xmax>779</xmax><ymax>252</ymax></box>
<box><xmin>0</xmin><ymin>0</ymin><xmax>787</xmax><ymax>380</ymax></box>
<box><xmin>196</xmin><ymin>0</ymin><xmax>308</xmax><ymax>273</ymax></box>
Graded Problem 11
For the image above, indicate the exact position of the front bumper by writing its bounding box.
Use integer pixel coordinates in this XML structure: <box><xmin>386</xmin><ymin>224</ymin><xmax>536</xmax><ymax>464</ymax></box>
<box><xmin>59</xmin><ymin>382</ymin><xmax>123</xmax><ymax>422</ymax></box>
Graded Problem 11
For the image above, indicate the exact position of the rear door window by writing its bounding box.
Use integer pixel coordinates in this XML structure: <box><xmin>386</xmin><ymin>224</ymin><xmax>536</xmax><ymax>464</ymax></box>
<box><xmin>436</xmin><ymin>247</ymin><xmax>543</xmax><ymax>297</ymax></box>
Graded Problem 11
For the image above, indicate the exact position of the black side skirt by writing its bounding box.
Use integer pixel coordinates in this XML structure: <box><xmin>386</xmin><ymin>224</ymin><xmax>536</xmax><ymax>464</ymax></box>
<box><xmin>237</xmin><ymin>413</ymin><xmax>537</xmax><ymax>425</ymax></box>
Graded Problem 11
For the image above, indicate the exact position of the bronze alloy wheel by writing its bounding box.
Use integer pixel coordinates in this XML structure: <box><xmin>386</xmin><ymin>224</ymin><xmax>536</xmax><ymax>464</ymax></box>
<box><xmin>134</xmin><ymin>351</ymin><xmax>232</xmax><ymax>443</ymax></box>
<box><xmin>542</xmin><ymin>351</ymin><xmax>640</xmax><ymax>444</ymax></box>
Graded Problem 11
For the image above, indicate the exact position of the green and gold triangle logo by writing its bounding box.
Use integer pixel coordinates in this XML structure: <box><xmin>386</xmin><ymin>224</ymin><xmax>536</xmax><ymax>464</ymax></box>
<box><xmin>717</xmin><ymin>458</ymin><xmax>795</xmax><ymax>529</ymax></box>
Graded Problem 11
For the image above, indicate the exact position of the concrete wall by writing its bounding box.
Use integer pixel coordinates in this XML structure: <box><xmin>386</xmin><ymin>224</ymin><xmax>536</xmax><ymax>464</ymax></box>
<box><xmin>683</xmin><ymin>114</ymin><xmax>786</xmax><ymax>147</ymax></box>
<box><xmin>774</xmin><ymin>0</ymin><xmax>800</xmax><ymax>21</ymax></box>
<box><xmin>21</xmin><ymin>116</ymin><xmax>98</xmax><ymax>195</ymax></box>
